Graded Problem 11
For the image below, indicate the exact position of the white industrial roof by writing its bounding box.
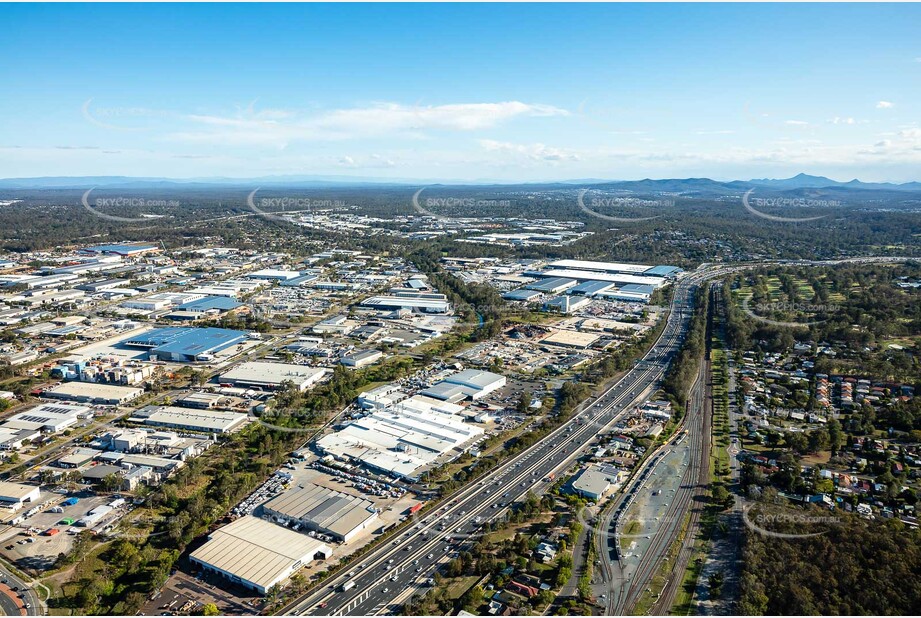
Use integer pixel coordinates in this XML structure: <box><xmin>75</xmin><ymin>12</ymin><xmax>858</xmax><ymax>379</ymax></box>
<box><xmin>548</xmin><ymin>259</ymin><xmax>651</xmax><ymax>274</ymax></box>
<box><xmin>221</xmin><ymin>362</ymin><xmax>328</xmax><ymax>388</ymax></box>
<box><xmin>0</xmin><ymin>481</ymin><xmax>40</xmax><ymax>502</ymax></box>
<box><xmin>540</xmin><ymin>269</ymin><xmax>664</xmax><ymax>287</ymax></box>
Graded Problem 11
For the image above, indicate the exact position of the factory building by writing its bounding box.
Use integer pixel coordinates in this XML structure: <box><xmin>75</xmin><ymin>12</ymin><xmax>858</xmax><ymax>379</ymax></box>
<box><xmin>262</xmin><ymin>482</ymin><xmax>378</xmax><ymax>543</ymax></box>
<box><xmin>420</xmin><ymin>369</ymin><xmax>506</xmax><ymax>402</ymax></box>
<box><xmin>190</xmin><ymin>515</ymin><xmax>332</xmax><ymax>594</ymax></box>
<box><xmin>42</xmin><ymin>382</ymin><xmax>144</xmax><ymax>406</ymax></box>
<box><xmin>130</xmin><ymin>405</ymin><xmax>248</xmax><ymax>434</ymax></box>
<box><xmin>1</xmin><ymin>402</ymin><xmax>89</xmax><ymax>433</ymax></box>
<box><xmin>360</xmin><ymin>296</ymin><xmax>452</xmax><ymax>314</ymax></box>
<box><xmin>0</xmin><ymin>482</ymin><xmax>41</xmax><ymax>512</ymax></box>
<box><xmin>568</xmin><ymin>463</ymin><xmax>626</xmax><ymax>501</ymax></box>
<box><xmin>122</xmin><ymin>327</ymin><xmax>248</xmax><ymax>362</ymax></box>
<box><xmin>220</xmin><ymin>362</ymin><xmax>328</xmax><ymax>391</ymax></box>
<box><xmin>316</xmin><ymin>405</ymin><xmax>484</xmax><ymax>480</ymax></box>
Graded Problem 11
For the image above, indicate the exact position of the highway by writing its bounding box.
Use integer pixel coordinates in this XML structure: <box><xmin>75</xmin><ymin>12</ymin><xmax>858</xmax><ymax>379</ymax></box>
<box><xmin>283</xmin><ymin>265</ymin><xmax>732</xmax><ymax>616</ymax></box>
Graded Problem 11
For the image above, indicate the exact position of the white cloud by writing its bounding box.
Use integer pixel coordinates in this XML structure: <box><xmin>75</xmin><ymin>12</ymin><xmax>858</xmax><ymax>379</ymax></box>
<box><xmin>479</xmin><ymin>139</ymin><xmax>580</xmax><ymax>162</ymax></box>
<box><xmin>829</xmin><ymin>117</ymin><xmax>856</xmax><ymax>125</ymax></box>
<box><xmin>876</xmin><ymin>101</ymin><xmax>894</xmax><ymax>109</ymax></box>
<box><xmin>168</xmin><ymin>101</ymin><xmax>569</xmax><ymax>146</ymax></box>
<box><xmin>785</xmin><ymin>120</ymin><xmax>810</xmax><ymax>127</ymax></box>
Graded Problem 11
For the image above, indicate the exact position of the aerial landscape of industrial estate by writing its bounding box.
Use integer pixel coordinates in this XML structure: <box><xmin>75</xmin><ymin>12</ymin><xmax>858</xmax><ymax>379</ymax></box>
<box><xmin>2</xmin><ymin>2</ymin><xmax>921</xmax><ymax>617</ymax></box>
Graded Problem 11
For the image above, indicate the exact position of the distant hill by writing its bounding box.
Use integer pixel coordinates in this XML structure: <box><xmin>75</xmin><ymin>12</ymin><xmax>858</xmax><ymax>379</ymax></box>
<box><xmin>0</xmin><ymin>173</ymin><xmax>919</xmax><ymax>194</ymax></box>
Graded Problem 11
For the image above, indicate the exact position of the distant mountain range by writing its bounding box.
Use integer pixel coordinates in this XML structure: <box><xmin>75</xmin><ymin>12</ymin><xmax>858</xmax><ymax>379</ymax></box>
<box><xmin>1</xmin><ymin>173</ymin><xmax>920</xmax><ymax>193</ymax></box>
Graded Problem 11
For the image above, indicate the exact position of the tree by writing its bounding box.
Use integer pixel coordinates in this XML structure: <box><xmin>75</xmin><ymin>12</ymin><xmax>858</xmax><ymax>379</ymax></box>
<box><xmin>201</xmin><ymin>603</ymin><xmax>220</xmax><ymax>616</ymax></box>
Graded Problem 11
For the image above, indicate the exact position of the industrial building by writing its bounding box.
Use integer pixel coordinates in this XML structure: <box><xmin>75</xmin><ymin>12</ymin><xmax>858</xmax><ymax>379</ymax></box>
<box><xmin>220</xmin><ymin>362</ymin><xmax>328</xmax><ymax>391</ymax></box>
<box><xmin>122</xmin><ymin>327</ymin><xmax>248</xmax><ymax>362</ymax></box>
<box><xmin>190</xmin><ymin>515</ymin><xmax>332</xmax><ymax>594</ymax></box>
<box><xmin>261</xmin><ymin>482</ymin><xmax>378</xmax><ymax>542</ymax></box>
<box><xmin>420</xmin><ymin>369</ymin><xmax>506</xmax><ymax>403</ymax></box>
<box><xmin>42</xmin><ymin>382</ymin><xmax>144</xmax><ymax>405</ymax></box>
<box><xmin>0</xmin><ymin>482</ymin><xmax>41</xmax><ymax>511</ymax></box>
<box><xmin>525</xmin><ymin>277</ymin><xmax>578</xmax><ymax>294</ymax></box>
<box><xmin>316</xmin><ymin>405</ymin><xmax>484</xmax><ymax>480</ymax></box>
<box><xmin>1</xmin><ymin>402</ymin><xmax>89</xmax><ymax>433</ymax></box>
<box><xmin>339</xmin><ymin>349</ymin><xmax>383</xmax><ymax>368</ymax></box>
<box><xmin>130</xmin><ymin>405</ymin><xmax>248</xmax><ymax>434</ymax></box>
<box><xmin>360</xmin><ymin>294</ymin><xmax>452</xmax><ymax>314</ymax></box>
<box><xmin>568</xmin><ymin>463</ymin><xmax>626</xmax><ymax>501</ymax></box>
<box><xmin>81</xmin><ymin>243</ymin><xmax>159</xmax><ymax>257</ymax></box>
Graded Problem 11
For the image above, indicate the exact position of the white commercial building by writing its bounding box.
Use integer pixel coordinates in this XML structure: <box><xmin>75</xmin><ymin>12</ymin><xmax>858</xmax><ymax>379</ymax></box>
<box><xmin>220</xmin><ymin>362</ymin><xmax>329</xmax><ymax>391</ymax></box>
<box><xmin>0</xmin><ymin>482</ymin><xmax>41</xmax><ymax>511</ymax></box>
<box><xmin>316</xmin><ymin>405</ymin><xmax>484</xmax><ymax>480</ymax></box>
<box><xmin>1</xmin><ymin>402</ymin><xmax>89</xmax><ymax>433</ymax></box>
<box><xmin>420</xmin><ymin>369</ymin><xmax>506</xmax><ymax>402</ymax></box>
<box><xmin>43</xmin><ymin>382</ymin><xmax>144</xmax><ymax>405</ymax></box>
<box><xmin>190</xmin><ymin>515</ymin><xmax>332</xmax><ymax>594</ymax></box>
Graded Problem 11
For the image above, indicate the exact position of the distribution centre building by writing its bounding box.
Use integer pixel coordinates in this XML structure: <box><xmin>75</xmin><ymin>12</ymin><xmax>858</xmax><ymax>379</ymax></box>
<box><xmin>190</xmin><ymin>515</ymin><xmax>332</xmax><ymax>594</ymax></box>
<box><xmin>261</xmin><ymin>482</ymin><xmax>378</xmax><ymax>542</ymax></box>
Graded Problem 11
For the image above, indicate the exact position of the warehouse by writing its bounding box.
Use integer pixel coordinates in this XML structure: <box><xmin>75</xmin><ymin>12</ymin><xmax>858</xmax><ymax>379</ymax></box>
<box><xmin>420</xmin><ymin>369</ymin><xmax>506</xmax><ymax>402</ymax></box>
<box><xmin>122</xmin><ymin>327</ymin><xmax>248</xmax><ymax>362</ymax></box>
<box><xmin>547</xmin><ymin>259</ymin><xmax>652</xmax><ymax>274</ymax></box>
<box><xmin>339</xmin><ymin>349</ymin><xmax>383</xmax><ymax>368</ymax></box>
<box><xmin>525</xmin><ymin>277</ymin><xmax>578</xmax><ymax>294</ymax></box>
<box><xmin>0</xmin><ymin>481</ymin><xmax>41</xmax><ymax>511</ymax></box>
<box><xmin>262</xmin><ymin>482</ymin><xmax>378</xmax><ymax>542</ymax></box>
<box><xmin>536</xmin><ymin>269</ymin><xmax>664</xmax><ymax>288</ymax></box>
<box><xmin>131</xmin><ymin>405</ymin><xmax>248</xmax><ymax>434</ymax></box>
<box><xmin>568</xmin><ymin>280</ymin><xmax>617</xmax><ymax>297</ymax></box>
<box><xmin>220</xmin><ymin>362</ymin><xmax>328</xmax><ymax>391</ymax></box>
<box><xmin>247</xmin><ymin>268</ymin><xmax>304</xmax><ymax>281</ymax></box>
<box><xmin>543</xmin><ymin>295</ymin><xmax>592</xmax><ymax>314</ymax></box>
<box><xmin>316</xmin><ymin>405</ymin><xmax>484</xmax><ymax>480</ymax></box>
<box><xmin>1</xmin><ymin>402</ymin><xmax>89</xmax><ymax>433</ymax></box>
<box><xmin>190</xmin><ymin>515</ymin><xmax>332</xmax><ymax>594</ymax></box>
<box><xmin>42</xmin><ymin>382</ymin><xmax>144</xmax><ymax>405</ymax></box>
<box><xmin>360</xmin><ymin>295</ymin><xmax>452</xmax><ymax>314</ymax></box>
<box><xmin>541</xmin><ymin>330</ymin><xmax>601</xmax><ymax>349</ymax></box>
<box><xmin>82</xmin><ymin>243</ymin><xmax>159</xmax><ymax>257</ymax></box>
<box><xmin>502</xmin><ymin>289</ymin><xmax>542</xmax><ymax>302</ymax></box>
<box><xmin>568</xmin><ymin>463</ymin><xmax>626</xmax><ymax>501</ymax></box>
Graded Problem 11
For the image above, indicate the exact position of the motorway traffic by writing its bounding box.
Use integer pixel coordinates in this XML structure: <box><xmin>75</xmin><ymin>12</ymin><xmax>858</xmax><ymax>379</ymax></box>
<box><xmin>285</xmin><ymin>265</ymin><xmax>735</xmax><ymax>616</ymax></box>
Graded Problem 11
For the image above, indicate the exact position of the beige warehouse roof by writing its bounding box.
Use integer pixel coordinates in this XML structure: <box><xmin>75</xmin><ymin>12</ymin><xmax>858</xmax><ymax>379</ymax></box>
<box><xmin>190</xmin><ymin>516</ymin><xmax>331</xmax><ymax>591</ymax></box>
<box><xmin>0</xmin><ymin>481</ymin><xmax>40</xmax><ymax>501</ymax></box>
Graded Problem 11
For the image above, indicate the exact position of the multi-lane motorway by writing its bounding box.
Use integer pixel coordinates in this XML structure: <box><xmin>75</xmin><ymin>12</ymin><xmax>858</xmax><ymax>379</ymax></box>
<box><xmin>283</xmin><ymin>266</ymin><xmax>733</xmax><ymax>616</ymax></box>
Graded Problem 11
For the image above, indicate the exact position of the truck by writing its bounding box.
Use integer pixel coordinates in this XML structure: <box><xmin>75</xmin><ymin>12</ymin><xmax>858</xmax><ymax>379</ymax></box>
<box><xmin>545</xmin><ymin>472</ymin><xmax>555</xmax><ymax>482</ymax></box>
<box><xmin>62</xmin><ymin>497</ymin><xmax>79</xmax><ymax>507</ymax></box>
<box><xmin>339</xmin><ymin>581</ymin><xmax>356</xmax><ymax>592</ymax></box>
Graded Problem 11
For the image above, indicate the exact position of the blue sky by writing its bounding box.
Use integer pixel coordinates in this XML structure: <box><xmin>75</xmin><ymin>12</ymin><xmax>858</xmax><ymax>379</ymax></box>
<box><xmin>1</xmin><ymin>3</ymin><xmax>920</xmax><ymax>182</ymax></box>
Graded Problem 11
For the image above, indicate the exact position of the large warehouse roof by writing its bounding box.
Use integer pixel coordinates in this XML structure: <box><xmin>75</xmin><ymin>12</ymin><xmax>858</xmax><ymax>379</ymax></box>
<box><xmin>132</xmin><ymin>406</ymin><xmax>248</xmax><ymax>434</ymax></box>
<box><xmin>190</xmin><ymin>515</ymin><xmax>332</xmax><ymax>594</ymax></box>
<box><xmin>220</xmin><ymin>362</ymin><xmax>328</xmax><ymax>390</ymax></box>
<box><xmin>122</xmin><ymin>327</ymin><xmax>248</xmax><ymax>360</ymax></box>
<box><xmin>538</xmin><ymin>269</ymin><xmax>665</xmax><ymax>287</ymax></box>
<box><xmin>262</xmin><ymin>483</ymin><xmax>377</xmax><ymax>541</ymax></box>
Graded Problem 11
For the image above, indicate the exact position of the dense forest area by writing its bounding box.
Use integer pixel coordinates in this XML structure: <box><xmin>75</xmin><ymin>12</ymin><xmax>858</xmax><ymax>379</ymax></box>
<box><xmin>739</xmin><ymin>508</ymin><xmax>921</xmax><ymax>615</ymax></box>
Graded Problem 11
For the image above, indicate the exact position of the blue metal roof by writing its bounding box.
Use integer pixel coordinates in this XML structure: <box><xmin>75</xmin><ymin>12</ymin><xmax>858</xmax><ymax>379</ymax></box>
<box><xmin>84</xmin><ymin>243</ymin><xmax>159</xmax><ymax>255</ymax></box>
<box><xmin>618</xmin><ymin>283</ymin><xmax>656</xmax><ymax>295</ymax></box>
<box><xmin>503</xmin><ymin>289</ymin><xmax>542</xmax><ymax>301</ymax></box>
<box><xmin>123</xmin><ymin>327</ymin><xmax>247</xmax><ymax>358</ymax></box>
<box><xmin>643</xmin><ymin>265</ymin><xmax>682</xmax><ymax>277</ymax></box>
<box><xmin>569</xmin><ymin>280</ymin><xmax>615</xmax><ymax>295</ymax></box>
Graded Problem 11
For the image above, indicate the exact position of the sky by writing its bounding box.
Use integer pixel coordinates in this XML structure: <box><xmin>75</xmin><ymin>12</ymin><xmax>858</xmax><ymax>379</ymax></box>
<box><xmin>1</xmin><ymin>2</ymin><xmax>921</xmax><ymax>183</ymax></box>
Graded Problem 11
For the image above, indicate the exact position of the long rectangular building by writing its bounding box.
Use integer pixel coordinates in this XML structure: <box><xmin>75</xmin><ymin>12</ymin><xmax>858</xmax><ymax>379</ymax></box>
<box><xmin>190</xmin><ymin>515</ymin><xmax>332</xmax><ymax>594</ymax></box>
<box><xmin>131</xmin><ymin>405</ymin><xmax>248</xmax><ymax>434</ymax></box>
<box><xmin>262</xmin><ymin>483</ymin><xmax>378</xmax><ymax>542</ymax></box>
